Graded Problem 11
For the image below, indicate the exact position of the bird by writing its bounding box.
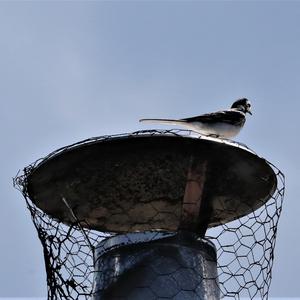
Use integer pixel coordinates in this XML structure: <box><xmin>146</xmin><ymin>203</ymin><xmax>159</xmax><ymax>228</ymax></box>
<box><xmin>139</xmin><ymin>98</ymin><xmax>252</xmax><ymax>139</ymax></box>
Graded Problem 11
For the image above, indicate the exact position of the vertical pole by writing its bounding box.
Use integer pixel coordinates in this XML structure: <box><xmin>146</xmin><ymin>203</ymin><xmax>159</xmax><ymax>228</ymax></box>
<box><xmin>92</xmin><ymin>232</ymin><xmax>219</xmax><ymax>300</ymax></box>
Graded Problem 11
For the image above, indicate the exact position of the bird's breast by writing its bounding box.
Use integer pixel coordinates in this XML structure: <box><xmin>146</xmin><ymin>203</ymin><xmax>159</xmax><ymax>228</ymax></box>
<box><xmin>191</xmin><ymin>122</ymin><xmax>243</xmax><ymax>138</ymax></box>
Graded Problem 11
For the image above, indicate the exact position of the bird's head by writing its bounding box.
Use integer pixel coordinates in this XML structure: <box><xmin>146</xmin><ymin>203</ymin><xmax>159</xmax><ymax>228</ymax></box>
<box><xmin>231</xmin><ymin>98</ymin><xmax>252</xmax><ymax>115</ymax></box>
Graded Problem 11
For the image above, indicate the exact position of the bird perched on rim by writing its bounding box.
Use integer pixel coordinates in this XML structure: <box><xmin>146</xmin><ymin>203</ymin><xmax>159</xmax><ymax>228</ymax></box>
<box><xmin>139</xmin><ymin>98</ymin><xmax>252</xmax><ymax>139</ymax></box>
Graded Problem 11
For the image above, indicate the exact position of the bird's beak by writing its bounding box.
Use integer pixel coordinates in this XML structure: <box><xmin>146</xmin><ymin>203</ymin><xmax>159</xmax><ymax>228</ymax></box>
<box><xmin>247</xmin><ymin>108</ymin><xmax>252</xmax><ymax>115</ymax></box>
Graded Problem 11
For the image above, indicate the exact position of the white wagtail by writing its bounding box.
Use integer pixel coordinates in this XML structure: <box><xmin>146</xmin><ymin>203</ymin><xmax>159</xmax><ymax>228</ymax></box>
<box><xmin>139</xmin><ymin>98</ymin><xmax>252</xmax><ymax>139</ymax></box>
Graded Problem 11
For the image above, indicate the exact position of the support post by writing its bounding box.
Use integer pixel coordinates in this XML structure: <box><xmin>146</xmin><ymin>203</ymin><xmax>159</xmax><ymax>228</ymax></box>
<box><xmin>92</xmin><ymin>232</ymin><xmax>219</xmax><ymax>300</ymax></box>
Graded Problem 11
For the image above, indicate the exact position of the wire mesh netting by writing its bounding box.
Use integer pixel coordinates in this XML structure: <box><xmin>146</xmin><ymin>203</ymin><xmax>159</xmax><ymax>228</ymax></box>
<box><xmin>13</xmin><ymin>130</ymin><xmax>285</xmax><ymax>300</ymax></box>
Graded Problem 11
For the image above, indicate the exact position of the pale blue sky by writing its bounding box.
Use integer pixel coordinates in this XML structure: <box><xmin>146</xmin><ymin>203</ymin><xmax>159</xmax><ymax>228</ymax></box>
<box><xmin>0</xmin><ymin>1</ymin><xmax>299</xmax><ymax>297</ymax></box>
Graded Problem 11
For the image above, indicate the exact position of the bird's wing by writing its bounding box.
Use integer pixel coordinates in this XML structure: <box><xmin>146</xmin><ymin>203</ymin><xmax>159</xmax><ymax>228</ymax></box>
<box><xmin>181</xmin><ymin>110</ymin><xmax>245</xmax><ymax>125</ymax></box>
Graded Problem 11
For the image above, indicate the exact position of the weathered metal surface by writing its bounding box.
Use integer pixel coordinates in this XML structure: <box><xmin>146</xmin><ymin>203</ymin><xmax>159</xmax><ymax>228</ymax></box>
<box><xmin>180</xmin><ymin>158</ymin><xmax>207</xmax><ymax>232</ymax></box>
<box><xmin>26</xmin><ymin>134</ymin><xmax>277</xmax><ymax>233</ymax></box>
<box><xmin>92</xmin><ymin>232</ymin><xmax>219</xmax><ymax>300</ymax></box>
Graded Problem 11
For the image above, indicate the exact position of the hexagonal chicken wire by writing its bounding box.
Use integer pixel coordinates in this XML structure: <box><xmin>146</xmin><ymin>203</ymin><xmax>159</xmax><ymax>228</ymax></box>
<box><xmin>14</xmin><ymin>130</ymin><xmax>284</xmax><ymax>299</ymax></box>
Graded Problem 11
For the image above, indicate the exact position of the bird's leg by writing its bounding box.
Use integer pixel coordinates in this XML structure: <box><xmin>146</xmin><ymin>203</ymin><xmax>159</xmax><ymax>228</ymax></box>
<box><xmin>235</xmin><ymin>141</ymin><xmax>250</xmax><ymax>149</ymax></box>
<box><xmin>207</xmin><ymin>134</ymin><xmax>220</xmax><ymax>138</ymax></box>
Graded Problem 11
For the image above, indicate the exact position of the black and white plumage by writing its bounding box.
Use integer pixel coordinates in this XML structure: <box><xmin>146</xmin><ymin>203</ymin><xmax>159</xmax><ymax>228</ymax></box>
<box><xmin>139</xmin><ymin>98</ymin><xmax>252</xmax><ymax>139</ymax></box>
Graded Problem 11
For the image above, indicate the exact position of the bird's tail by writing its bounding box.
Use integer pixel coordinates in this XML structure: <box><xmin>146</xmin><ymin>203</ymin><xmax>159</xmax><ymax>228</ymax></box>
<box><xmin>139</xmin><ymin>118</ymin><xmax>186</xmax><ymax>126</ymax></box>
